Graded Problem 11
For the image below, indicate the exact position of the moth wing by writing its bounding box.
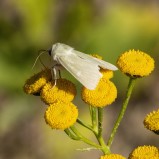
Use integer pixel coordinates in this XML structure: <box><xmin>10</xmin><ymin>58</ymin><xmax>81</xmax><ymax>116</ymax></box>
<box><xmin>74</xmin><ymin>50</ymin><xmax>118</xmax><ymax>71</ymax></box>
<box><xmin>58</xmin><ymin>54</ymin><xmax>102</xmax><ymax>90</ymax></box>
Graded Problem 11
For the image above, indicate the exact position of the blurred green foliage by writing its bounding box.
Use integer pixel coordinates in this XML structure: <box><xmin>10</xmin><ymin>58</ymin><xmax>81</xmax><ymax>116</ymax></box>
<box><xmin>0</xmin><ymin>1</ymin><xmax>159</xmax><ymax>159</ymax></box>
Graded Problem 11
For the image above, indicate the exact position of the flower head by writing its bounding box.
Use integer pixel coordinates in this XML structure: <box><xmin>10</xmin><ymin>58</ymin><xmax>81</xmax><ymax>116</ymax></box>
<box><xmin>44</xmin><ymin>101</ymin><xmax>78</xmax><ymax>130</ymax></box>
<box><xmin>40</xmin><ymin>78</ymin><xmax>76</xmax><ymax>104</ymax></box>
<box><xmin>100</xmin><ymin>68</ymin><xmax>114</xmax><ymax>80</ymax></box>
<box><xmin>81</xmin><ymin>79</ymin><xmax>117</xmax><ymax>107</ymax></box>
<box><xmin>143</xmin><ymin>109</ymin><xmax>159</xmax><ymax>134</ymax></box>
<box><xmin>90</xmin><ymin>54</ymin><xmax>114</xmax><ymax>80</ymax></box>
<box><xmin>128</xmin><ymin>145</ymin><xmax>159</xmax><ymax>159</ymax></box>
<box><xmin>100</xmin><ymin>154</ymin><xmax>126</xmax><ymax>159</ymax></box>
<box><xmin>117</xmin><ymin>50</ymin><xmax>155</xmax><ymax>78</ymax></box>
<box><xmin>23</xmin><ymin>68</ymin><xmax>52</xmax><ymax>95</ymax></box>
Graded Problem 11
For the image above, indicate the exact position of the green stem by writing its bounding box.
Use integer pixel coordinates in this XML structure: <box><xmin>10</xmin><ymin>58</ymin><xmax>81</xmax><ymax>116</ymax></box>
<box><xmin>107</xmin><ymin>77</ymin><xmax>136</xmax><ymax>147</ymax></box>
<box><xmin>90</xmin><ymin>106</ymin><xmax>98</xmax><ymax>133</ymax></box>
<box><xmin>98</xmin><ymin>107</ymin><xmax>103</xmax><ymax>137</ymax></box>
<box><xmin>98</xmin><ymin>136</ymin><xmax>110</xmax><ymax>154</ymax></box>
<box><xmin>77</xmin><ymin>118</ymin><xmax>93</xmax><ymax>131</ymax></box>
<box><xmin>97</xmin><ymin>107</ymin><xmax>110</xmax><ymax>154</ymax></box>
<box><xmin>64</xmin><ymin>128</ymin><xmax>80</xmax><ymax>140</ymax></box>
<box><xmin>70</xmin><ymin>126</ymin><xmax>102</xmax><ymax>149</ymax></box>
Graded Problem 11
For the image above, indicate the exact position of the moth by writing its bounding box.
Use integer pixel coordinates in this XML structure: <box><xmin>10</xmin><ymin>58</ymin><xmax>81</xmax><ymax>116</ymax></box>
<box><xmin>48</xmin><ymin>43</ymin><xmax>118</xmax><ymax>90</ymax></box>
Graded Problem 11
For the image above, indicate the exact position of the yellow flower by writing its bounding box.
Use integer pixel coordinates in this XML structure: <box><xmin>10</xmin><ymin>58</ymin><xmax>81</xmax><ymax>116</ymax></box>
<box><xmin>128</xmin><ymin>145</ymin><xmax>159</xmax><ymax>159</ymax></box>
<box><xmin>23</xmin><ymin>68</ymin><xmax>52</xmax><ymax>95</ymax></box>
<box><xmin>117</xmin><ymin>50</ymin><xmax>155</xmax><ymax>77</ymax></box>
<box><xmin>143</xmin><ymin>109</ymin><xmax>159</xmax><ymax>134</ymax></box>
<box><xmin>40</xmin><ymin>78</ymin><xmax>76</xmax><ymax>104</ymax></box>
<box><xmin>81</xmin><ymin>79</ymin><xmax>117</xmax><ymax>107</ymax></box>
<box><xmin>100</xmin><ymin>154</ymin><xmax>126</xmax><ymax>159</ymax></box>
<box><xmin>100</xmin><ymin>68</ymin><xmax>114</xmax><ymax>80</ymax></box>
<box><xmin>91</xmin><ymin>54</ymin><xmax>114</xmax><ymax>79</ymax></box>
<box><xmin>44</xmin><ymin>101</ymin><xmax>78</xmax><ymax>130</ymax></box>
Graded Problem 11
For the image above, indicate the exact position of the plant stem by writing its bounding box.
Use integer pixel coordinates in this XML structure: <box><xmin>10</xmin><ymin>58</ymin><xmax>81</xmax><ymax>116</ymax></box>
<box><xmin>68</xmin><ymin>106</ymin><xmax>110</xmax><ymax>154</ymax></box>
<box><xmin>107</xmin><ymin>77</ymin><xmax>136</xmax><ymax>147</ymax></box>
<box><xmin>64</xmin><ymin>128</ymin><xmax>80</xmax><ymax>140</ymax></box>
<box><xmin>90</xmin><ymin>106</ymin><xmax>98</xmax><ymax>133</ymax></box>
<box><xmin>77</xmin><ymin>118</ymin><xmax>93</xmax><ymax>131</ymax></box>
<box><xmin>70</xmin><ymin>126</ymin><xmax>102</xmax><ymax>149</ymax></box>
<box><xmin>97</xmin><ymin>107</ymin><xmax>110</xmax><ymax>154</ymax></box>
<box><xmin>98</xmin><ymin>107</ymin><xmax>103</xmax><ymax>137</ymax></box>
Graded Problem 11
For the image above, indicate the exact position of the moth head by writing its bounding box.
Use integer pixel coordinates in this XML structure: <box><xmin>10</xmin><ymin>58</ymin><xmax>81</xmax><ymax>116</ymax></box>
<box><xmin>48</xmin><ymin>43</ymin><xmax>61</xmax><ymax>56</ymax></box>
<box><xmin>51</xmin><ymin>43</ymin><xmax>73</xmax><ymax>55</ymax></box>
<box><xmin>48</xmin><ymin>49</ymin><xmax>52</xmax><ymax>56</ymax></box>
<box><xmin>52</xmin><ymin>43</ymin><xmax>59</xmax><ymax>51</ymax></box>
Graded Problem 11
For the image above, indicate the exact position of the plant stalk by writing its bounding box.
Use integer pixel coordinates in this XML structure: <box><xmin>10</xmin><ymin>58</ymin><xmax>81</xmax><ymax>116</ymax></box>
<box><xmin>107</xmin><ymin>77</ymin><xmax>136</xmax><ymax>147</ymax></box>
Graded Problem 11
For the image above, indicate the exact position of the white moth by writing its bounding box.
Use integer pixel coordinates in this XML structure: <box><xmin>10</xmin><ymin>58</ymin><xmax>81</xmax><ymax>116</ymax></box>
<box><xmin>49</xmin><ymin>43</ymin><xmax>118</xmax><ymax>90</ymax></box>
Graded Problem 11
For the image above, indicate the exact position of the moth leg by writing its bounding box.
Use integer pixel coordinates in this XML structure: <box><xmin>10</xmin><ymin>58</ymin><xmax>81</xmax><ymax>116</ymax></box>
<box><xmin>51</xmin><ymin>64</ymin><xmax>62</xmax><ymax>87</ymax></box>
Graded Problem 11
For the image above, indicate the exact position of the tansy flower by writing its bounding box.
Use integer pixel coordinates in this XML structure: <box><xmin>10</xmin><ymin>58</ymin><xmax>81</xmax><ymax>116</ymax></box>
<box><xmin>100</xmin><ymin>68</ymin><xmax>114</xmax><ymax>80</ymax></box>
<box><xmin>128</xmin><ymin>145</ymin><xmax>159</xmax><ymax>159</ymax></box>
<box><xmin>117</xmin><ymin>50</ymin><xmax>154</xmax><ymax>78</ymax></box>
<box><xmin>100</xmin><ymin>154</ymin><xmax>126</xmax><ymax>159</ymax></box>
<box><xmin>143</xmin><ymin>109</ymin><xmax>159</xmax><ymax>134</ymax></box>
<box><xmin>81</xmin><ymin>79</ymin><xmax>117</xmax><ymax>107</ymax></box>
<box><xmin>91</xmin><ymin>54</ymin><xmax>114</xmax><ymax>80</ymax></box>
<box><xmin>44</xmin><ymin>101</ymin><xmax>78</xmax><ymax>130</ymax></box>
<box><xmin>23</xmin><ymin>68</ymin><xmax>52</xmax><ymax>95</ymax></box>
<box><xmin>40</xmin><ymin>78</ymin><xmax>76</xmax><ymax>104</ymax></box>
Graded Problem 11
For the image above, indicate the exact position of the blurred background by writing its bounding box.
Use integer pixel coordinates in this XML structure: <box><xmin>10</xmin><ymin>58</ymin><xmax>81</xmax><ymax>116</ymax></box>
<box><xmin>0</xmin><ymin>0</ymin><xmax>159</xmax><ymax>158</ymax></box>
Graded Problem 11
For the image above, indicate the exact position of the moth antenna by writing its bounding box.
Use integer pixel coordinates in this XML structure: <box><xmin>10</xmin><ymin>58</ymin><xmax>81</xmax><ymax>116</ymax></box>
<box><xmin>32</xmin><ymin>50</ymin><xmax>47</xmax><ymax>70</ymax></box>
<box><xmin>39</xmin><ymin>55</ymin><xmax>47</xmax><ymax>69</ymax></box>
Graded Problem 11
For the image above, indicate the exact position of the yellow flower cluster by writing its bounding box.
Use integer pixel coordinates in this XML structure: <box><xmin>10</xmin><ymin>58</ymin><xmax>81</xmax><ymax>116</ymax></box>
<box><xmin>41</xmin><ymin>79</ymin><xmax>76</xmax><ymax>104</ymax></box>
<box><xmin>82</xmin><ymin>79</ymin><xmax>117</xmax><ymax>107</ymax></box>
<box><xmin>82</xmin><ymin>54</ymin><xmax>117</xmax><ymax>107</ymax></box>
<box><xmin>23</xmin><ymin>68</ymin><xmax>52</xmax><ymax>95</ymax></box>
<box><xmin>117</xmin><ymin>50</ymin><xmax>155</xmax><ymax>78</ymax></box>
<box><xmin>143</xmin><ymin>109</ymin><xmax>159</xmax><ymax>134</ymax></box>
<box><xmin>23</xmin><ymin>68</ymin><xmax>78</xmax><ymax>130</ymax></box>
<box><xmin>45</xmin><ymin>101</ymin><xmax>78</xmax><ymax>130</ymax></box>
<box><xmin>128</xmin><ymin>145</ymin><xmax>159</xmax><ymax>159</ymax></box>
<box><xmin>100</xmin><ymin>154</ymin><xmax>126</xmax><ymax>159</ymax></box>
